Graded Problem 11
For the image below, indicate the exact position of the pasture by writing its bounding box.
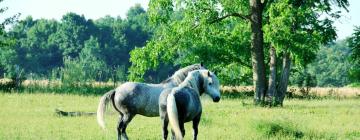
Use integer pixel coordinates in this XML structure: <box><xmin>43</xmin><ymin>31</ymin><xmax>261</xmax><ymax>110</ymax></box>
<box><xmin>0</xmin><ymin>92</ymin><xmax>359</xmax><ymax>140</ymax></box>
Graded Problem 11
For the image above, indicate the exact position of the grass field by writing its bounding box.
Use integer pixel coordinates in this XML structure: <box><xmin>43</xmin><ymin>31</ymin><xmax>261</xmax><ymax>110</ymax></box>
<box><xmin>0</xmin><ymin>93</ymin><xmax>360</xmax><ymax>140</ymax></box>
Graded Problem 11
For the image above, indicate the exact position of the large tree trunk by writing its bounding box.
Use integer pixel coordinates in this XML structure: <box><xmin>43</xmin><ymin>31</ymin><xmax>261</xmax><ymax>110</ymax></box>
<box><xmin>250</xmin><ymin>0</ymin><xmax>267</xmax><ymax>104</ymax></box>
<box><xmin>267</xmin><ymin>45</ymin><xmax>276</xmax><ymax>105</ymax></box>
<box><xmin>276</xmin><ymin>49</ymin><xmax>291</xmax><ymax>106</ymax></box>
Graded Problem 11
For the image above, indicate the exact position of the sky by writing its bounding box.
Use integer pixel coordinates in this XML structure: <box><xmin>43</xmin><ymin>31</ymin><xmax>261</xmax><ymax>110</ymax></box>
<box><xmin>1</xmin><ymin>0</ymin><xmax>359</xmax><ymax>40</ymax></box>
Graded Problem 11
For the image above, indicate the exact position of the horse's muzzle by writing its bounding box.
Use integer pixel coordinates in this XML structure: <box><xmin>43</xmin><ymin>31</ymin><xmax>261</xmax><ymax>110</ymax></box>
<box><xmin>213</xmin><ymin>96</ymin><xmax>220</xmax><ymax>102</ymax></box>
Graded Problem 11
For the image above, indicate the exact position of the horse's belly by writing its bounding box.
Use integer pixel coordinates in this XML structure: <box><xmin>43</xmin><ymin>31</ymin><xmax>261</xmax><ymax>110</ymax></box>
<box><xmin>115</xmin><ymin>83</ymin><xmax>162</xmax><ymax>117</ymax></box>
<box><xmin>138</xmin><ymin>110</ymin><xmax>159</xmax><ymax>117</ymax></box>
<box><xmin>137</xmin><ymin>103</ymin><xmax>159</xmax><ymax>117</ymax></box>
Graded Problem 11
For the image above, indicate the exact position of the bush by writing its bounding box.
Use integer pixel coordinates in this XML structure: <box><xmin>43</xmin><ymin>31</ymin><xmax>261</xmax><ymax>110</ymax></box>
<box><xmin>0</xmin><ymin>78</ymin><xmax>16</xmax><ymax>91</ymax></box>
<box><xmin>255</xmin><ymin>121</ymin><xmax>304</xmax><ymax>139</ymax></box>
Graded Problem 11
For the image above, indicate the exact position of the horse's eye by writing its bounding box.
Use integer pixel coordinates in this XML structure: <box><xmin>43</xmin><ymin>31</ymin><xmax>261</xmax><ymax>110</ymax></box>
<box><xmin>209</xmin><ymin>83</ymin><xmax>212</xmax><ymax>85</ymax></box>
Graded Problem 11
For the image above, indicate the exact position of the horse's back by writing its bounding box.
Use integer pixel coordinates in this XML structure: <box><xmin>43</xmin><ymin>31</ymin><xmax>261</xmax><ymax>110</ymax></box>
<box><xmin>114</xmin><ymin>82</ymin><xmax>164</xmax><ymax>116</ymax></box>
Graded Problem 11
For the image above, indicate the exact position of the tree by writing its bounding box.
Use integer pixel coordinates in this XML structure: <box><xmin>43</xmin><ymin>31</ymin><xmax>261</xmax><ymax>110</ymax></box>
<box><xmin>129</xmin><ymin>1</ymin><xmax>253</xmax><ymax>82</ymax></box>
<box><xmin>0</xmin><ymin>0</ymin><xmax>19</xmax><ymax>47</ymax></box>
<box><xmin>125</xmin><ymin>4</ymin><xmax>152</xmax><ymax>48</ymax></box>
<box><xmin>129</xmin><ymin>0</ymin><xmax>349</xmax><ymax>105</ymax></box>
<box><xmin>348</xmin><ymin>26</ymin><xmax>360</xmax><ymax>83</ymax></box>
<box><xmin>0</xmin><ymin>0</ymin><xmax>22</xmax><ymax>88</ymax></box>
<box><xmin>306</xmin><ymin>40</ymin><xmax>351</xmax><ymax>87</ymax></box>
<box><xmin>1</xmin><ymin>4</ymin><xmax>154</xmax><ymax>82</ymax></box>
<box><xmin>60</xmin><ymin>36</ymin><xmax>108</xmax><ymax>87</ymax></box>
<box><xmin>55</xmin><ymin>13</ymin><xmax>96</xmax><ymax>58</ymax></box>
<box><xmin>263</xmin><ymin>0</ymin><xmax>348</xmax><ymax>105</ymax></box>
<box><xmin>80</xmin><ymin>36</ymin><xmax>108</xmax><ymax>81</ymax></box>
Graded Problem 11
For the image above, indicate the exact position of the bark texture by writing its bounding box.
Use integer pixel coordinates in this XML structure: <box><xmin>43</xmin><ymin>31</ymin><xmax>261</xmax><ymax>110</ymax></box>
<box><xmin>267</xmin><ymin>45</ymin><xmax>276</xmax><ymax>104</ymax></box>
<box><xmin>276</xmin><ymin>50</ymin><xmax>291</xmax><ymax>106</ymax></box>
<box><xmin>250</xmin><ymin>0</ymin><xmax>267</xmax><ymax>104</ymax></box>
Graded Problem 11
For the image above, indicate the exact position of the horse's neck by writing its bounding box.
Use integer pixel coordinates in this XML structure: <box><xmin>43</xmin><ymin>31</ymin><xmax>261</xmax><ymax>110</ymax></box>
<box><xmin>179</xmin><ymin>74</ymin><xmax>200</xmax><ymax>95</ymax></box>
<box><xmin>162</xmin><ymin>75</ymin><xmax>186</xmax><ymax>87</ymax></box>
<box><xmin>170</xmin><ymin>72</ymin><xmax>186</xmax><ymax>85</ymax></box>
<box><xmin>167</xmin><ymin>65</ymin><xmax>200</xmax><ymax>86</ymax></box>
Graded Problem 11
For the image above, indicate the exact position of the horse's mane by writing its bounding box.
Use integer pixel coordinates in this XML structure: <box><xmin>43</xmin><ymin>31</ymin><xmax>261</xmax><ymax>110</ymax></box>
<box><xmin>161</xmin><ymin>64</ymin><xmax>203</xmax><ymax>85</ymax></box>
<box><xmin>179</xmin><ymin>70</ymin><xmax>203</xmax><ymax>94</ymax></box>
<box><xmin>179</xmin><ymin>70</ymin><xmax>219</xmax><ymax>95</ymax></box>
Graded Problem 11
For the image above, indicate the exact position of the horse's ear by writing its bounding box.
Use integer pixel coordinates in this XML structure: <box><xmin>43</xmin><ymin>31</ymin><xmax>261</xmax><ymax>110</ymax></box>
<box><xmin>208</xmin><ymin>71</ymin><xmax>211</xmax><ymax>77</ymax></box>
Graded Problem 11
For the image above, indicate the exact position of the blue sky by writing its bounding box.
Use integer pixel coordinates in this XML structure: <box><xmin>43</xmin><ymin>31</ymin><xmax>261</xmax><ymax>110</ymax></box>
<box><xmin>1</xmin><ymin>0</ymin><xmax>359</xmax><ymax>40</ymax></box>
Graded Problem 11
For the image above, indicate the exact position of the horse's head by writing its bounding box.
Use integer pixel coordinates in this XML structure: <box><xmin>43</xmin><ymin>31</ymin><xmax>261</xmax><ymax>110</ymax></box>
<box><xmin>200</xmin><ymin>70</ymin><xmax>221</xmax><ymax>102</ymax></box>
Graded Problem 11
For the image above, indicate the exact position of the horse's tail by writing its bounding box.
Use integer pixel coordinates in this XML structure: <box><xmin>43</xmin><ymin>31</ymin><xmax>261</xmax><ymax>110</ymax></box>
<box><xmin>97</xmin><ymin>89</ymin><xmax>116</xmax><ymax>129</ymax></box>
<box><xmin>167</xmin><ymin>93</ymin><xmax>182</xmax><ymax>140</ymax></box>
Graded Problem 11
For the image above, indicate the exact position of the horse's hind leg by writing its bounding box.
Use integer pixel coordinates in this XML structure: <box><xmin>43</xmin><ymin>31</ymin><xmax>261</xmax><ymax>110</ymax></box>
<box><xmin>192</xmin><ymin>114</ymin><xmax>201</xmax><ymax>140</ymax></box>
<box><xmin>170</xmin><ymin>122</ymin><xmax>185</xmax><ymax>140</ymax></box>
<box><xmin>180</xmin><ymin>122</ymin><xmax>185</xmax><ymax>138</ymax></box>
<box><xmin>170</xmin><ymin>129</ymin><xmax>176</xmax><ymax>140</ymax></box>
<box><xmin>120</xmin><ymin>113</ymin><xmax>135</xmax><ymax>140</ymax></box>
<box><xmin>117</xmin><ymin>114</ymin><xmax>124</xmax><ymax>140</ymax></box>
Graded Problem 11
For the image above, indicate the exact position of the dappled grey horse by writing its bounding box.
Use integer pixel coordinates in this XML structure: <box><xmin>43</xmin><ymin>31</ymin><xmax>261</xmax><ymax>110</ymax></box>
<box><xmin>97</xmin><ymin>64</ymin><xmax>205</xmax><ymax>140</ymax></box>
<box><xmin>159</xmin><ymin>70</ymin><xmax>221</xmax><ymax>140</ymax></box>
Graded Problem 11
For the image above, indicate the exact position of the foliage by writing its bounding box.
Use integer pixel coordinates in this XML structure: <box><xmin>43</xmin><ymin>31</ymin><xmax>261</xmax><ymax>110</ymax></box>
<box><xmin>0</xmin><ymin>1</ymin><xmax>23</xmax><ymax>88</ymax></box>
<box><xmin>290</xmin><ymin>40</ymin><xmax>352</xmax><ymax>87</ymax></box>
<box><xmin>129</xmin><ymin>0</ymin><xmax>349</xmax><ymax>89</ymax></box>
<box><xmin>218</xmin><ymin>63</ymin><xmax>252</xmax><ymax>85</ymax></box>
<box><xmin>129</xmin><ymin>0</ymin><xmax>253</xmax><ymax>82</ymax></box>
<box><xmin>0</xmin><ymin>5</ymin><xmax>152</xmax><ymax>85</ymax></box>
<box><xmin>307</xmin><ymin>40</ymin><xmax>351</xmax><ymax>87</ymax></box>
<box><xmin>0</xmin><ymin>0</ymin><xmax>19</xmax><ymax>47</ymax></box>
<box><xmin>348</xmin><ymin>27</ymin><xmax>360</xmax><ymax>63</ymax></box>
<box><xmin>348</xmin><ymin>26</ymin><xmax>360</xmax><ymax>82</ymax></box>
<box><xmin>263</xmin><ymin>0</ymin><xmax>342</xmax><ymax>66</ymax></box>
<box><xmin>0</xmin><ymin>78</ymin><xmax>15</xmax><ymax>91</ymax></box>
<box><xmin>60</xmin><ymin>36</ymin><xmax>110</xmax><ymax>88</ymax></box>
<box><xmin>289</xmin><ymin>41</ymin><xmax>352</xmax><ymax>88</ymax></box>
<box><xmin>0</xmin><ymin>1</ymin><xmax>357</xmax><ymax>92</ymax></box>
<box><xmin>347</xmin><ymin>82</ymin><xmax>360</xmax><ymax>87</ymax></box>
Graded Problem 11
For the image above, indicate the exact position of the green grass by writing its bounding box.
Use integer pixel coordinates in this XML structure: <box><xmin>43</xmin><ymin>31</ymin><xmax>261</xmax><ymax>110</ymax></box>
<box><xmin>0</xmin><ymin>93</ymin><xmax>360</xmax><ymax>140</ymax></box>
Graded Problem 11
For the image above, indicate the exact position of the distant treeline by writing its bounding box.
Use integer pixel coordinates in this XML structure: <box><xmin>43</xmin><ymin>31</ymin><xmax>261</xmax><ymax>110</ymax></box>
<box><xmin>0</xmin><ymin>4</ymin><xmax>178</xmax><ymax>85</ymax></box>
<box><xmin>0</xmin><ymin>4</ymin><xmax>359</xmax><ymax>89</ymax></box>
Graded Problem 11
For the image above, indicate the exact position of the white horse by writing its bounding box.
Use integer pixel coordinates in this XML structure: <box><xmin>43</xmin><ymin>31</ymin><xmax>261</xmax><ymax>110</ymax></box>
<box><xmin>97</xmin><ymin>64</ymin><xmax>205</xmax><ymax>140</ymax></box>
<box><xmin>159</xmin><ymin>70</ymin><xmax>221</xmax><ymax>140</ymax></box>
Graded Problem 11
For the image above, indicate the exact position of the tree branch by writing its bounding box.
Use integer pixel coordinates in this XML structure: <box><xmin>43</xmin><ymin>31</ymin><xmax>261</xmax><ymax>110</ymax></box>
<box><xmin>209</xmin><ymin>13</ymin><xmax>250</xmax><ymax>24</ymax></box>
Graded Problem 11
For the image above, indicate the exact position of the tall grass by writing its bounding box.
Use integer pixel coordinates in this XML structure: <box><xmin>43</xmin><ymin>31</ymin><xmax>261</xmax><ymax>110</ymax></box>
<box><xmin>2</xmin><ymin>79</ymin><xmax>360</xmax><ymax>98</ymax></box>
<box><xmin>220</xmin><ymin>85</ymin><xmax>360</xmax><ymax>99</ymax></box>
<box><xmin>1</xmin><ymin>79</ymin><xmax>117</xmax><ymax>95</ymax></box>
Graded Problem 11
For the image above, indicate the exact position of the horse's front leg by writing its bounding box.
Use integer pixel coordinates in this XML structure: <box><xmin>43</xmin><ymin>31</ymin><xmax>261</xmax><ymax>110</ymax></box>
<box><xmin>192</xmin><ymin>114</ymin><xmax>201</xmax><ymax>140</ymax></box>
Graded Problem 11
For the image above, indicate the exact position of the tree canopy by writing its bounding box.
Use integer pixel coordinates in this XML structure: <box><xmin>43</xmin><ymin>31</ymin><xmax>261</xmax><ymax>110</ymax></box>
<box><xmin>0</xmin><ymin>5</ymin><xmax>152</xmax><ymax>83</ymax></box>
<box><xmin>1</xmin><ymin>2</ymin><xmax>358</xmax><ymax>97</ymax></box>
<box><xmin>348</xmin><ymin>26</ymin><xmax>360</xmax><ymax>83</ymax></box>
<box><xmin>128</xmin><ymin>0</ymin><xmax>349</xmax><ymax>104</ymax></box>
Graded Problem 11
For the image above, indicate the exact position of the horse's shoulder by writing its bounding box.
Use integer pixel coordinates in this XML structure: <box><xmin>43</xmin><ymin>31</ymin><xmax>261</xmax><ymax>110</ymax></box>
<box><xmin>173</xmin><ymin>87</ymin><xmax>191</xmax><ymax>99</ymax></box>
